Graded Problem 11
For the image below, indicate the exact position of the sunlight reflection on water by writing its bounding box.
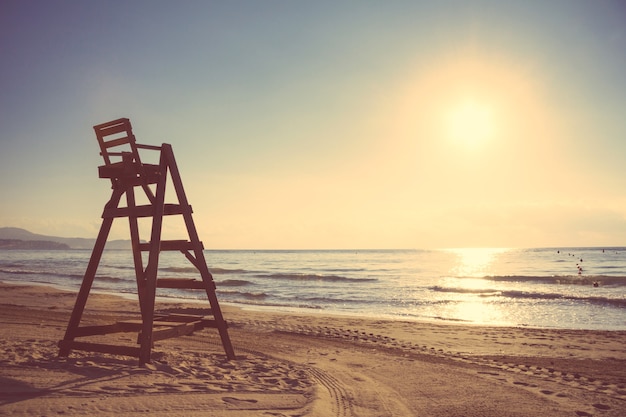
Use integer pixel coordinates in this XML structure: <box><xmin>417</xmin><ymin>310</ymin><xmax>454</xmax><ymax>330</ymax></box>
<box><xmin>446</xmin><ymin>247</ymin><xmax>510</xmax><ymax>278</ymax></box>
<box><xmin>435</xmin><ymin>248</ymin><xmax>512</xmax><ymax>324</ymax></box>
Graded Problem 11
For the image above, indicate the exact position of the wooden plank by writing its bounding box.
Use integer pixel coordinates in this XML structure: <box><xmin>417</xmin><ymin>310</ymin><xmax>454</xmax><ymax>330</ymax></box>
<box><xmin>136</xmin><ymin>143</ymin><xmax>162</xmax><ymax>151</ymax></box>
<box><xmin>103</xmin><ymin>205</ymin><xmax>152</xmax><ymax>219</ymax></box>
<box><xmin>98</xmin><ymin>163</ymin><xmax>133</xmax><ymax>179</ymax></box>
<box><xmin>58</xmin><ymin>189</ymin><xmax>123</xmax><ymax>358</ymax></box>
<box><xmin>161</xmin><ymin>313</ymin><xmax>213</xmax><ymax>322</ymax></box>
<box><xmin>150</xmin><ymin>321</ymin><xmax>200</xmax><ymax>342</ymax></box>
<box><xmin>116</xmin><ymin>320</ymin><xmax>143</xmax><ymax>331</ymax></box>
<box><xmin>119</xmin><ymin>315</ymin><xmax>218</xmax><ymax>329</ymax></box>
<box><xmin>199</xmin><ymin>319</ymin><xmax>221</xmax><ymax>329</ymax></box>
<box><xmin>159</xmin><ymin>240</ymin><xmax>194</xmax><ymax>251</ymax></box>
<box><xmin>72</xmin><ymin>323</ymin><xmax>124</xmax><ymax>337</ymax></box>
<box><xmin>117</xmin><ymin>320</ymin><xmax>186</xmax><ymax>331</ymax></box>
<box><xmin>98</xmin><ymin>169</ymin><xmax>160</xmax><ymax>185</ymax></box>
<box><xmin>94</xmin><ymin>118</ymin><xmax>130</xmax><ymax>133</ymax></box>
<box><xmin>103</xmin><ymin>136</ymin><xmax>131</xmax><ymax>148</ymax></box>
<box><xmin>58</xmin><ymin>340</ymin><xmax>141</xmax><ymax>357</ymax></box>
<box><xmin>101</xmin><ymin>151</ymin><xmax>128</xmax><ymax>157</ymax></box>
<box><xmin>102</xmin><ymin>204</ymin><xmax>188</xmax><ymax>219</ymax></box>
<box><xmin>148</xmin><ymin>313</ymin><xmax>219</xmax><ymax>329</ymax></box>
<box><xmin>139</xmin><ymin>240</ymin><xmax>200</xmax><ymax>251</ymax></box>
<box><xmin>162</xmin><ymin>143</ymin><xmax>235</xmax><ymax>360</ymax></box>
<box><xmin>97</xmin><ymin>124</ymin><xmax>132</xmax><ymax>139</ymax></box>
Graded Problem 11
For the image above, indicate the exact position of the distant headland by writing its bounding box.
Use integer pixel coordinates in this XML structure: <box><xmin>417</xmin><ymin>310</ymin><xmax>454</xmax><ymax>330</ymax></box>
<box><xmin>0</xmin><ymin>227</ymin><xmax>132</xmax><ymax>250</ymax></box>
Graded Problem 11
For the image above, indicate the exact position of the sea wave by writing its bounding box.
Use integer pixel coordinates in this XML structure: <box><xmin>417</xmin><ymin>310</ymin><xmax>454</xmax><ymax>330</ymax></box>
<box><xmin>500</xmin><ymin>290</ymin><xmax>626</xmax><ymax>309</ymax></box>
<box><xmin>210</xmin><ymin>267</ymin><xmax>250</xmax><ymax>274</ymax></box>
<box><xmin>484</xmin><ymin>275</ymin><xmax>626</xmax><ymax>286</ymax></box>
<box><xmin>157</xmin><ymin>266</ymin><xmax>251</xmax><ymax>274</ymax></box>
<box><xmin>106</xmin><ymin>265</ymin><xmax>135</xmax><ymax>271</ymax></box>
<box><xmin>256</xmin><ymin>272</ymin><xmax>377</xmax><ymax>283</ymax></box>
<box><xmin>159</xmin><ymin>266</ymin><xmax>198</xmax><ymax>273</ymax></box>
<box><xmin>222</xmin><ymin>299</ymin><xmax>323</xmax><ymax>310</ymax></box>
<box><xmin>218</xmin><ymin>289</ymin><xmax>268</xmax><ymax>300</ymax></box>
<box><xmin>216</xmin><ymin>291</ymin><xmax>322</xmax><ymax>309</ymax></box>
<box><xmin>430</xmin><ymin>286</ymin><xmax>501</xmax><ymax>295</ymax></box>
<box><xmin>292</xmin><ymin>295</ymin><xmax>364</xmax><ymax>304</ymax></box>
<box><xmin>215</xmin><ymin>279</ymin><xmax>252</xmax><ymax>287</ymax></box>
<box><xmin>0</xmin><ymin>267</ymin><xmax>132</xmax><ymax>286</ymax></box>
<box><xmin>430</xmin><ymin>286</ymin><xmax>626</xmax><ymax>308</ymax></box>
<box><xmin>94</xmin><ymin>275</ymin><xmax>125</xmax><ymax>283</ymax></box>
<box><xmin>0</xmin><ymin>268</ymin><xmax>84</xmax><ymax>281</ymax></box>
<box><xmin>595</xmin><ymin>265</ymin><xmax>624</xmax><ymax>270</ymax></box>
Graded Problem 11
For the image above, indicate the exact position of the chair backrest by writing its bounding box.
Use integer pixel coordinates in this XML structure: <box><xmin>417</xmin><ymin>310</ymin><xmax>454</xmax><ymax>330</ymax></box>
<box><xmin>93</xmin><ymin>118</ymin><xmax>158</xmax><ymax>203</ymax></box>
<box><xmin>93</xmin><ymin>118</ymin><xmax>142</xmax><ymax>167</ymax></box>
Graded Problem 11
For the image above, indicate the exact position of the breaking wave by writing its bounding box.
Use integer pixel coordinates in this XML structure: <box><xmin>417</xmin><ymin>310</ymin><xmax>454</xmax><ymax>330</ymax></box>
<box><xmin>483</xmin><ymin>275</ymin><xmax>626</xmax><ymax>286</ymax></box>
<box><xmin>256</xmin><ymin>272</ymin><xmax>377</xmax><ymax>283</ymax></box>
<box><xmin>430</xmin><ymin>286</ymin><xmax>626</xmax><ymax>308</ymax></box>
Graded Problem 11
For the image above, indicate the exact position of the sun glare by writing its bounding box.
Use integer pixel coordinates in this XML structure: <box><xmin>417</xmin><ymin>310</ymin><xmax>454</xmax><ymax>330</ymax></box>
<box><xmin>445</xmin><ymin>99</ymin><xmax>495</xmax><ymax>147</ymax></box>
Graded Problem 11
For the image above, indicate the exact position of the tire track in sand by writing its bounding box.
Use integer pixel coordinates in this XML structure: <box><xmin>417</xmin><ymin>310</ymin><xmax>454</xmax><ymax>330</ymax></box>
<box><xmin>204</xmin><ymin>335</ymin><xmax>353</xmax><ymax>417</ymax></box>
<box><xmin>305</xmin><ymin>365</ymin><xmax>352</xmax><ymax>417</ymax></box>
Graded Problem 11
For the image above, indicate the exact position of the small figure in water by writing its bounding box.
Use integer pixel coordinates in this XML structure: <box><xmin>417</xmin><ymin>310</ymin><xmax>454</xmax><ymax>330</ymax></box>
<box><xmin>593</xmin><ymin>281</ymin><xmax>599</xmax><ymax>287</ymax></box>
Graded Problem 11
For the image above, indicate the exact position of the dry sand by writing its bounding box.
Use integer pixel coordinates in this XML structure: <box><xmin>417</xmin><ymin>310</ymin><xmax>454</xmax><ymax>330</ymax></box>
<box><xmin>1</xmin><ymin>281</ymin><xmax>625</xmax><ymax>416</ymax></box>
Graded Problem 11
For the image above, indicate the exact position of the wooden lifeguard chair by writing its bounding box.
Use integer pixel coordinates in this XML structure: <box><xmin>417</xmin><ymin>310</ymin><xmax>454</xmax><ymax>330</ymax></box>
<box><xmin>58</xmin><ymin>118</ymin><xmax>235</xmax><ymax>364</ymax></box>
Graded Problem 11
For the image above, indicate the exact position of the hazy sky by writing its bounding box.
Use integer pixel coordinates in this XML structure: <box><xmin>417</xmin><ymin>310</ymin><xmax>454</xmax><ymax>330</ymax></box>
<box><xmin>2</xmin><ymin>1</ymin><xmax>626</xmax><ymax>249</ymax></box>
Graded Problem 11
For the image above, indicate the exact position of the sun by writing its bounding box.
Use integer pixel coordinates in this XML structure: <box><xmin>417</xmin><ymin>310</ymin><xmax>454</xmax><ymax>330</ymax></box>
<box><xmin>445</xmin><ymin>98</ymin><xmax>496</xmax><ymax>147</ymax></box>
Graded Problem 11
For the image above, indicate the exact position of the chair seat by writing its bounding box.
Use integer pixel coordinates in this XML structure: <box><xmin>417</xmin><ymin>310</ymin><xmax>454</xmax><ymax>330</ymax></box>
<box><xmin>98</xmin><ymin>162</ymin><xmax>160</xmax><ymax>180</ymax></box>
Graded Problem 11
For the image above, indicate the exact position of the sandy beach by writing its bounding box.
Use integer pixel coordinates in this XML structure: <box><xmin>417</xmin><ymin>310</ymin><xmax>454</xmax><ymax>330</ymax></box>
<box><xmin>1</xmin><ymin>282</ymin><xmax>625</xmax><ymax>416</ymax></box>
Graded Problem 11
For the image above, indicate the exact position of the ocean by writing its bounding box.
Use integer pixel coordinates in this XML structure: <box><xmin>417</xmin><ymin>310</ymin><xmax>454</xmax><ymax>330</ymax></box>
<box><xmin>1</xmin><ymin>247</ymin><xmax>625</xmax><ymax>330</ymax></box>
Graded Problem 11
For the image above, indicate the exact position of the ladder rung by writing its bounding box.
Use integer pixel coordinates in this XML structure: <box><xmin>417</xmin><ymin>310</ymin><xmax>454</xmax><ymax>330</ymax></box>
<box><xmin>103</xmin><ymin>204</ymin><xmax>191</xmax><ymax>219</ymax></box>
<box><xmin>157</xmin><ymin>278</ymin><xmax>206</xmax><ymax>289</ymax></box>
<box><xmin>58</xmin><ymin>340</ymin><xmax>141</xmax><ymax>357</ymax></box>
<box><xmin>139</xmin><ymin>240</ymin><xmax>203</xmax><ymax>251</ymax></box>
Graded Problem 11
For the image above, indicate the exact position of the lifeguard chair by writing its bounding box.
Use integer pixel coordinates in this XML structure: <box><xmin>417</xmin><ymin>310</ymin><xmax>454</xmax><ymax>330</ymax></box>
<box><xmin>58</xmin><ymin>118</ymin><xmax>235</xmax><ymax>364</ymax></box>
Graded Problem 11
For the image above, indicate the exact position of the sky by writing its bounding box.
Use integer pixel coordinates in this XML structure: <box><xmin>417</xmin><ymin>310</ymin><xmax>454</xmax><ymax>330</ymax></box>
<box><xmin>1</xmin><ymin>1</ymin><xmax>626</xmax><ymax>249</ymax></box>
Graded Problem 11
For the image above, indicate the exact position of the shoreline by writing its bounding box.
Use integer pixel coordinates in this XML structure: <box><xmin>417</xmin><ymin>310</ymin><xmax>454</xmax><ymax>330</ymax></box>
<box><xmin>4</xmin><ymin>278</ymin><xmax>624</xmax><ymax>332</ymax></box>
<box><xmin>1</xmin><ymin>282</ymin><xmax>625</xmax><ymax>416</ymax></box>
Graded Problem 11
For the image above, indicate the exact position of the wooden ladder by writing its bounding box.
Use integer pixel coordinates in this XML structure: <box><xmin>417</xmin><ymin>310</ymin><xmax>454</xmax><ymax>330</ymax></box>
<box><xmin>58</xmin><ymin>118</ymin><xmax>235</xmax><ymax>364</ymax></box>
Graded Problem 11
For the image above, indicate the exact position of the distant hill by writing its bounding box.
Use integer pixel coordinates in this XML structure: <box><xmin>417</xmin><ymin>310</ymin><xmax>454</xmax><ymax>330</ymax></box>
<box><xmin>0</xmin><ymin>227</ymin><xmax>132</xmax><ymax>250</ymax></box>
<box><xmin>0</xmin><ymin>239</ymin><xmax>70</xmax><ymax>250</ymax></box>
